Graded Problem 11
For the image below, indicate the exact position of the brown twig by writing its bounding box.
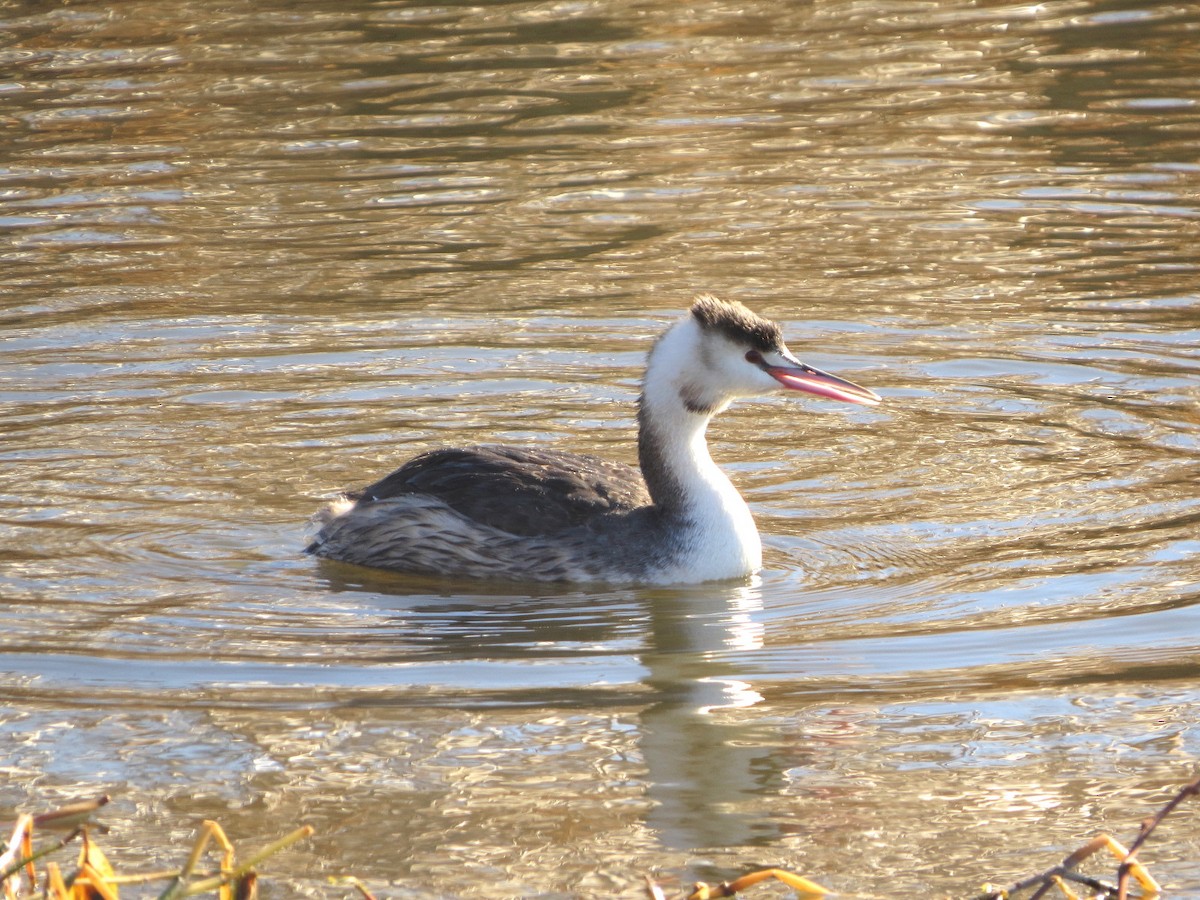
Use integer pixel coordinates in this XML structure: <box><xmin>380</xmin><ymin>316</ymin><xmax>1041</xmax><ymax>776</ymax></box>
<box><xmin>1059</xmin><ymin>869</ymin><xmax>1122</xmax><ymax>895</ymax></box>
<box><xmin>1116</xmin><ymin>774</ymin><xmax>1200</xmax><ymax>900</ymax></box>
<box><xmin>975</xmin><ymin>775</ymin><xmax>1199</xmax><ymax>900</ymax></box>
<box><xmin>33</xmin><ymin>795</ymin><xmax>110</xmax><ymax>831</ymax></box>
<box><xmin>987</xmin><ymin>834</ymin><xmax>1115</xmax><ymax>900</ymax></box>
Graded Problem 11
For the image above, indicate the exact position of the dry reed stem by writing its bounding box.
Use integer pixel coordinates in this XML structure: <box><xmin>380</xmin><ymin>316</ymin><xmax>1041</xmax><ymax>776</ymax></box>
<box><xmin>1117</xmin><ymin>775</ymin><xmax>1200</xmax><ymax>900</ymax></box>
<box><xmin>976</xmin><ymin>774</ymin><xmax>1200</xmax><ymax>900</ymax></box>
<box><xmin>0</xmin><ymin>814</ymin><xmax>33</xmax><ymax>896</ymax></box>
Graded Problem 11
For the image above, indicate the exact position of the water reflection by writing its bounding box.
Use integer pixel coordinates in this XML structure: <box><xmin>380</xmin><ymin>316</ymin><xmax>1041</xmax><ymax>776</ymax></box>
<box><xmin>641</xmin><ymin>583</ymin><xmax>769</xmax><ymax>848</ymax></box>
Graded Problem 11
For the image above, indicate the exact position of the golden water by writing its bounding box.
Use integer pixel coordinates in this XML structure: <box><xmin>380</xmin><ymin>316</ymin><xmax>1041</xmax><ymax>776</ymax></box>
<box><xmin>2</xmin><ymin>1</ymin><xmax>1199</xmax><ymax>896</ymax></box>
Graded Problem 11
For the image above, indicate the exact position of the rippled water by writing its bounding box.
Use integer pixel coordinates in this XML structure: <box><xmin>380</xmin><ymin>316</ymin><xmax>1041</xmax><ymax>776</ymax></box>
<box><xmin>3</xmin><ymin>1</ymin><xmax>1200</xmax><ymax>897</ymax></box>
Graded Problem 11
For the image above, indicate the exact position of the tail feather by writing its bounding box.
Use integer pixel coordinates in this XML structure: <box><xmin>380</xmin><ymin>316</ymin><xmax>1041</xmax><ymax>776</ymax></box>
<box><xmin>305</xmin><ymin>495</ymin><xmax>358</xmax><ymax>556</ymax></box>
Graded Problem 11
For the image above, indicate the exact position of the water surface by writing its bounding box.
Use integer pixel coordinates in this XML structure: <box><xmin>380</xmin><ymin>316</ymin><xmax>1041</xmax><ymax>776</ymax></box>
<box><xmin>2</xmin><ymin>1</ymin><xmax>1200</xmax><ymax>897</ymax></box>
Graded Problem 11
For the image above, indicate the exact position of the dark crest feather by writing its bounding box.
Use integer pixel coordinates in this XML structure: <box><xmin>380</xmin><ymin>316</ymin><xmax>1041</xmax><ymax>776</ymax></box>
<box><xmin>689</xmin><ymin>294</ymin><xmax>783</xmax><ymax>353</ymax></box>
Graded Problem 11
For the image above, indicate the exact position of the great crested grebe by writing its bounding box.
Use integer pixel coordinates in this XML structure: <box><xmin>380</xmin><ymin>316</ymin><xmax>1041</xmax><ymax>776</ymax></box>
<box><xmin>307</xmin><ymin>295</ymin><xmax>880</xmax><ymax>584</ymax></box>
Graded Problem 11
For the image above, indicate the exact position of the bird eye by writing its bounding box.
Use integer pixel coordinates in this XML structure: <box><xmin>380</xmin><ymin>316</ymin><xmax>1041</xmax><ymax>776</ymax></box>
<box><xmin>745</xmin><ymin>350</ymin><xmax>763</xmax><ymax>365</ymax></box>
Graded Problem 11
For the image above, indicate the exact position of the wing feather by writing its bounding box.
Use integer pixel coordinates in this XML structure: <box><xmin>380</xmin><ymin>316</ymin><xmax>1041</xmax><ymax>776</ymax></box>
<box><xmin>347</xmin><ymin>445</ymin><xmax>649</xmax><ymax>538</ymax></box>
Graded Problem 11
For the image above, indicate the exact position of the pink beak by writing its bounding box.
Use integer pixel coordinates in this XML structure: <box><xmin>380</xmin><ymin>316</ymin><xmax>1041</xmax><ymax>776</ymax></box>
<box><xmin>766</xmin><ymin>361</ymin><xmax>881</xmax><ymax>406</ymax></box>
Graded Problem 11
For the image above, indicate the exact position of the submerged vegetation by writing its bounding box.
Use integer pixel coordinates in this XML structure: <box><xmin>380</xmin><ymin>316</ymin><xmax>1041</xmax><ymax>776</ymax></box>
<box><xmin>3</xmin><ymin>777</ymin><xmax>1197</xmax><ymax>899</ymax></box>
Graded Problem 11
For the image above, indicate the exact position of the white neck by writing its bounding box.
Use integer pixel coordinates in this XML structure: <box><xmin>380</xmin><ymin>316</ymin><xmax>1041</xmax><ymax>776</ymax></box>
<box><xmin>637</xmin><ymin>319</ymin><xmax>763</xmax><ymax>581</ymax></box>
